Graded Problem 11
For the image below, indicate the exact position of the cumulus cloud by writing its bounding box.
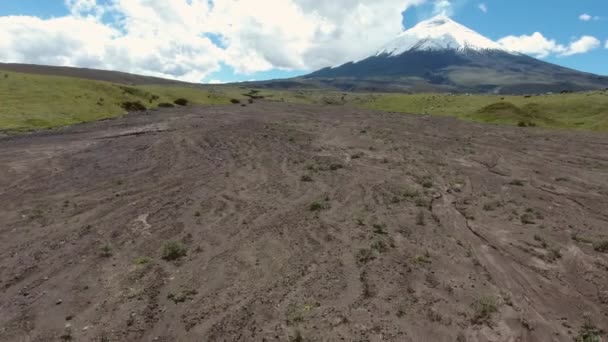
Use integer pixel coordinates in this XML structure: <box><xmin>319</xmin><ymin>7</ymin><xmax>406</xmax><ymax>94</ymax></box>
<box><xmin>498</xmin><ymin>32</ymin><xmax>600</xmax><ymax>58</ymax></box>
<box><xmin>0</xmin><ymin>0</ymin><xmax>427</xmax><ymax>82</ymax></box>
<box><xmin>561</xmin><ymin>36</ymin><xmax>600</xmax><ymax>56</ymax></box>
<box><xmin>478</xmin><ymin>3</ymin><xmax>487</xmax><ymax>13</ymax></box>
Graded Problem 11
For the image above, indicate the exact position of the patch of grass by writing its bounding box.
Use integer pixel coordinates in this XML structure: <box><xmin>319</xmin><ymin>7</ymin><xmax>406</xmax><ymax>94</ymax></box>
<box><xmin>372</xmin><ymin>223</ymin><xmax>388</xmax><ymax>235</ymax></box>
<box><xmin>167</xmin><ymin>289</ymin><xmax>197</xmax><ymax>304</ymax></box>
<box><xmin>300</xmin><ymin>175</ymin><xmax>313</xmax><ymax>182</ymax></box>
<box><xmin>356</xmin><ymin>248</ymin><xmax>375</xmax><ymax>264</ymax></box>
<box><xmin>0</xmin><ymin>71</ymin><xmax>232</xmax><ymax>131</ymax></box>
<box><xmin>593</xmin><ymin>240</ymin><xmax>608</xmax><ymax>253</ymax></box>
<box><xmin>161</xmin><ymin>241</ymin><xmax>187</xmax><ymax>261</ymax></box>
<box><xmin>158</xmin><ymin>102</ymin><xmax>175</xmax><ymax>108</ymax></box>
<box><xmin>413</xmin><ymin>252</ymin><xmax>432</xmax><ymax>264</ymax></box>
<box><xmin>370</xmin><ymin>239</ymin><xmax>388</xmax><ymax>253</ymax></box>
<box><xmin>403</xmin><ymin>188</ymin><xmax>419</xmax><ymax>199</ymax></box>
<box><xmin>483</xmin><ymin>200</ymin><xmax>502</xmax><ymax>211</ymax></box>
<box><xmin>359</xmin><ymin>92</ymin><xmax>608</xmax><ymax>131</ymax></box>
<box><xmin>471</xmin><ymin>297</ymin><xmax>498</xmax><ymax>325</ymax></box>
<box><xmin>121</xmin><ymin>101</ymin><xmax>146</xmax><ymax>111</ymax></box>
<box><xmin>419</xmin><ymin>178</ymin><xmax>433</xmax><ymax>189</ymax></box>
<box><xmin>571</xmin><ymin>232</ymin><xmax>594</xmax><ymax>244</ymax></box>
<box><xmin>416</xmin><ymin>211</ymin><xmax>426</xmax><ymax>226</ymax></box>
<box><xmin>520</xmin><ymin>213</ymin><xmax>535</xmax><ymax>225</ymax></box>
<box><xmin>329</xmin><ymin>163</ymin><xmax>344</xmax><ymax>171</ymax></box>
<box><xmin>309</xmin><ymin>201</ymin><xmax>330</xmax><ymax>212</ymax></box>
<box><xmin>575</xmin><ymin>317</ymin><xmax>603</xmax><ymax>342</ymax></box>
<box><xmin>351</xmin><ymin>152</ymin><xmax>364</xmax><ymax>159</ymax></box>
<box><xmin>100</xmin><ymin>244</ymin><xmax>113</xmax><ymax>258</ymax></box>
<box><xmin>415</xmin><ymin>197</ymin><xmax>430</xmax><ymax>208</ymax></box>
<box><xmin>133</xmin><ymin>256</ymin><xmax>152</xmax><ymax>265</ymax></box>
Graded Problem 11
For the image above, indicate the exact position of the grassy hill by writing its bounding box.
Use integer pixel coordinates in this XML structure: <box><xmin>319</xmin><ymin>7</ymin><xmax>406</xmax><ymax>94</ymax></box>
<box><xmin>1</xmin><ymin>67</ymin><xmax>607</xmax><ymax>132</ymax></box>
<box><xmin>354</xmin><ymin>92</ymin><xmax>608</xmax><ymax>131</ymax></box>
<box><xmin>0</xmin><ymin>71</ymin><xmax>231</xmax><ymax>131</ymax></box>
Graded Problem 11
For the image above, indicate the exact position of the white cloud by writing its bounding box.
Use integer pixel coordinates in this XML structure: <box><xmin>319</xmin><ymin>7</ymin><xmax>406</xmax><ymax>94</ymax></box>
<box><xmin>0</xmin><ymin>0</ymin><xmax>427</xmax><ymax>82</ymax></box>
<box><xmin>433</xmin><ymin>0</ymin><xmax>452</xmax><ymax>15</ymax></box>
<box><xmin>498</xmin><ymin>32</ymin><xmax>600</xmax><ymax>58</ymax></box>
<box><xmin>562</xmin><ymin>36</ymin><xmax>600</xmax><ymax>56</ymax></box>
<box><xmin>579</xmin><ymin>13</ymin><xmax>600</xmax><ymax>21</ymax></box>
<box><xmin>579</xmin><ymin>13</ymin><xmax>592</xmax><ymax>21</ymax></box>
<box><xmin>478</xmin><ymin>3</ymin><xmax>487</xmax><ymax>13</ymax></box>
<box><xmin>498</xmin><ymin>32</ymin><xmax>566</xmax><ymax>58</ymax></box>
<box><xmin>605</xmin><ymin>40</ymin><xmax>608</xmax><ymax>49</ymax></box>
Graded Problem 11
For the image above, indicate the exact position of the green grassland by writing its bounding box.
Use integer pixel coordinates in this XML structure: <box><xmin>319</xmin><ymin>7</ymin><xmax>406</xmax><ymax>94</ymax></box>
<box><xmin>354</xmin><ymin>91</ymin><xmax>608</xmax><ymax>131</ymax></box>
<box><xmin>1</xmin><ymin>70</ymin><xmax>607</xmax><ymax>132</ymax></box>
<box><xmin>0</xmin><ymin>71</ymin><xmax>231</xmax><ymax>131</ymax></box>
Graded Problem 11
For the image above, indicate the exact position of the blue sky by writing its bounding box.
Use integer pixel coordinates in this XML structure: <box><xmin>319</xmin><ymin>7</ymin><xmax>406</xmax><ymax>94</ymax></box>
<box><xmin>1</xmin><ymin>0</ymin><xmax>606</xmax><ymax>82</ymax></box>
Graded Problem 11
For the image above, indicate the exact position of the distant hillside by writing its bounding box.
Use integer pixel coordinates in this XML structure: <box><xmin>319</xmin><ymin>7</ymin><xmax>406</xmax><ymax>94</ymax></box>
<box><xmin>0</xmin><ymin>63</ymin><xmax>189</xmax><ymax>86</ymax></box>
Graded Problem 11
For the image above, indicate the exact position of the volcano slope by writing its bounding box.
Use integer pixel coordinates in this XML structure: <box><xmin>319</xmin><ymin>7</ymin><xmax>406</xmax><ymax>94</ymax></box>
<box><xmin>1</xmin><ymin>103</ymin><xmax>607</xmax><ymax>342</ymax></box>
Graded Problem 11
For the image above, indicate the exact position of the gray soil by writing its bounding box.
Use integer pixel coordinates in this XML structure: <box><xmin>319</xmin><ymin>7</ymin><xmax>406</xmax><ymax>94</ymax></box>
<box><xmin>1</xmin><ymin>103</ymin><xmax>607</xmax><ymax>341</ymax></box>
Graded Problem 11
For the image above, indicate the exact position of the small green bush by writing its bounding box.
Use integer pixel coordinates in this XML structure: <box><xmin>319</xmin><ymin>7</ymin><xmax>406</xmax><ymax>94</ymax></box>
<box><xmin>174</xmin><ymin>98</ymin><xmax>189</xmax><ymax>106</ymax></box>
<box><xmin>161</xmin><ymin>241</ymin><xmax>187</xmax><ymax>261</ymax></box>
<box><xmin>471</xmin><ymin>297</ymin><xmax>498</xmax><ymax>325</ymax></box>
<box><xmin>121</xmin><ymin>101</ymin><xmax>146</xmax><ymax>111</ymax></box>
<box><xmin>593</xmin><ymin>240</ymin><xmax>608</xmax><ymax>253</ymax></box>
<box><xmin>100</xmin><ymin>244</ymin><xmax>113</xmax><ymax>258</ymax></box>
<box><xmin>158</xmin><ymin>102</ymin><xmax>175</xmax><ymax>108</ymax></box>
<box><xmin>309</xmin><ymin>201</ymin><xmax>329</xmax><ymax>212</ymax></box>
<box><xmin>133</xmin><ymin>256</ymin><xmax>152</xmax><ymax>265</ymax></box>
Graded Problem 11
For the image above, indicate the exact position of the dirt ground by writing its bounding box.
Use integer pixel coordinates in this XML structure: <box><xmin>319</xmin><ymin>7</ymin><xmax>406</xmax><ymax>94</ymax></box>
<box><xmin>1</xmin><ymin>103</ymin><xmax>607</xmax><ymax>342</ymax></box>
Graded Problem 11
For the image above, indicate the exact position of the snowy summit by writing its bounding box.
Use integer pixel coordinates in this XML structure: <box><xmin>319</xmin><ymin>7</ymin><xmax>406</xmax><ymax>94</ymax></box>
<box><xmin>376</xmin><ymin>14</ymin><xmax>510</xmax><ymax>56</ymax></box>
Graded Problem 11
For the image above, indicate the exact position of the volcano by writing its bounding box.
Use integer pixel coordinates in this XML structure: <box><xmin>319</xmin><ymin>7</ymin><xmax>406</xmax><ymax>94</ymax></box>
<box><xmin>296</xmin><ymin>15</ymin><xmax>608</xmax><ymax>94</ymax></box>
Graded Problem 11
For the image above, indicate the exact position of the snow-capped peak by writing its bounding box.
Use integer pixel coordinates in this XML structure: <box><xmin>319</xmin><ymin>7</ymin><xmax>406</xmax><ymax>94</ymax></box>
<box><xmin>376</xmin><ymin>14</ymin><xmax>509</xmax><ymax>56</ymax></box>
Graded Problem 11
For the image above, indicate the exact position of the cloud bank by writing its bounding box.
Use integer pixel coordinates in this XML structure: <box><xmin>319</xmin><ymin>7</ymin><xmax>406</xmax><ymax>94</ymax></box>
<box><xmin>0</xmin><ymin>0</ymin><xmax>425</xmax><ymax>82</ymax></box>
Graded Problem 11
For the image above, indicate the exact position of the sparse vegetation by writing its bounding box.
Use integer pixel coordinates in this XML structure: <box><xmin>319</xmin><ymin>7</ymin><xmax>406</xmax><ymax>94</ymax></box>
<box><xmin>575</xmin><ymin>317</ymin><xmax>603</xmax><ymax>342</ymax></box>
<box><xmin>230</xmin><ymin>99</ymin><xmax>241</xmax><ymax>104</ymax></box>
<box><xmin>520</xmin><ymin>213</ymin><xmax>535</xmax><ymax>225</ymax></box>
<box><xmin>300</xmin><ymin>175</ymin><xmax>313</xmax><ymax>182</ymax></box>
<box><xmin>571</xmin><ymin>232</ymin><xmax>594</xmax><ymax>244</ymax></box>
<box><xmin>133</xmin><ymin>256</ymin><xmax>152</xmax><ymax>265</ymax></box>
<box><xmin>173</xmin><ymin>98</ymin><xmax>189</xmax><ymax>106</ymax></box>
<box><xmin>483</xmin><ymin>200</ymin><xmax>502</xmax><ymax>211</ymax></box>
<box><xmin>309</xmin><ymin>201</ymin><xmax>330</xmax><ymax>212</ymax></box>
<box><xmin>161</xmin><ymin>241</ymin><xmax>187</xmax><ymax>261</ymax></box>
<box><xmin>372</xmin><ymin>223</ymin><xmax>388</xmax><ymax>235</ymax></box>
<box><xmin>416</xmin><ymin>211</ymin><xmax>426</xmax><ymax>226</ymax></box>
<box><xmin>158</xmin><ymin>102</ymin><xmax>175</xmax><ymax>108</ymax></box>
<box><xmin>100</xmin><ymin>244</ymin><xmax>113</xmax><ymax>258</ymax></box>
<box><xmin>471</xmin><ymin>297</ymin><xmax>498</xmax><ymax>325</ymax></box>
<box><xmin>167</xmin><ymin>289</ymin><xmax>197</xmax><ymax>304</ymax></box>
<box><xmin>593</xmin><ymin>240</ymin><xmax>608</xmax><ymax>253</ymax></box>
<box><xmin>356</xmin><ymin>248</ymin><xmax>375</xmax><ymax>264</ymax></box>
<box><xmin>121</xmin><ymin>101</ymin><xmax>147</xmax><ymax>111</ymax></box>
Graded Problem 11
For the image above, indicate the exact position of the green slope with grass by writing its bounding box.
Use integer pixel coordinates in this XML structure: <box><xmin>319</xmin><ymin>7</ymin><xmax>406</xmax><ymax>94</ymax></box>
<box><xmin>0</xmin><ymin>71</ymin><xmax>231</xmax><ymax>131</ymax></box>
<box><xmin>2</xmin><ymin>69</ymin><xmax>607</xmax><ymax>132</ymax></box>
<box><xmin>356</xmin><ymin>92</ymin><xmax>608</xmax><ymax>131</ymax></box>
